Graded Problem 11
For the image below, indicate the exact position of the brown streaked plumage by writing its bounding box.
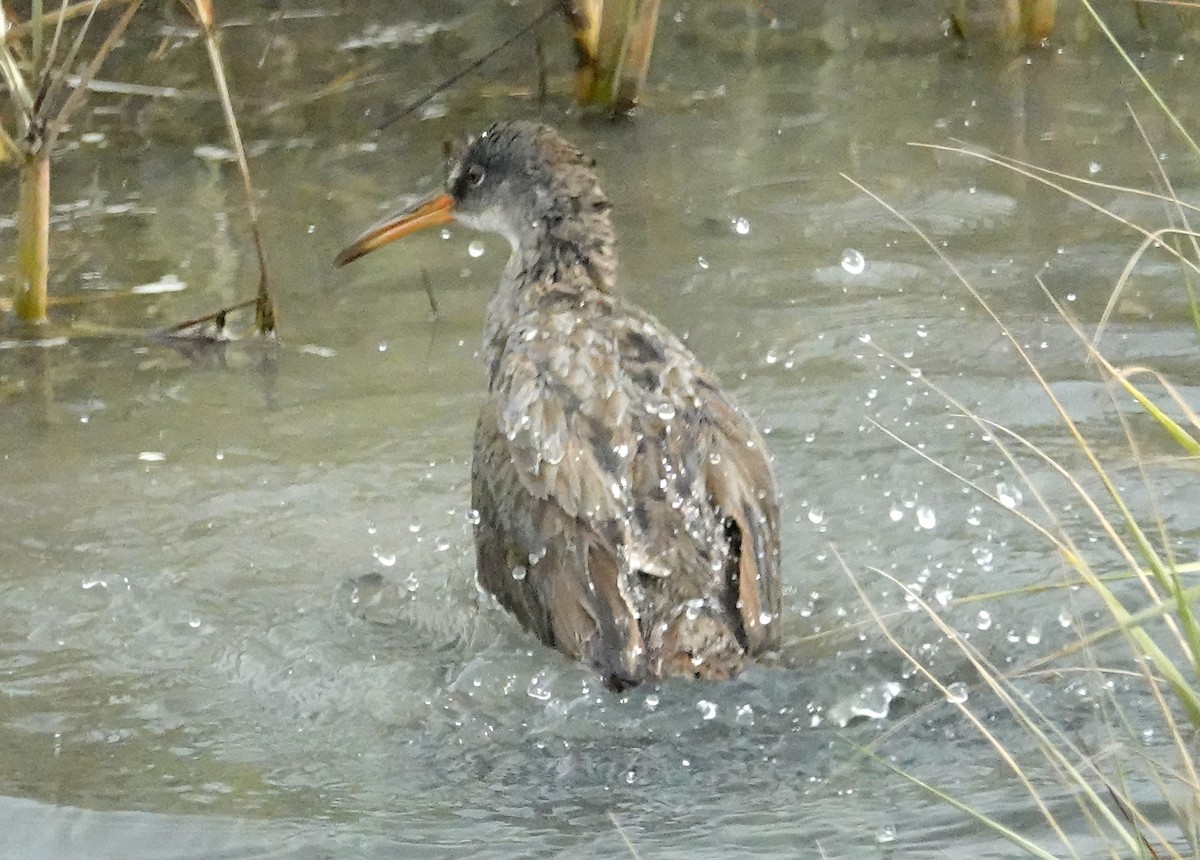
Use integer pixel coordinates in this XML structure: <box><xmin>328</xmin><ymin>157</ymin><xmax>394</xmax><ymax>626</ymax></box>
<box><xmin>337</xmin><ymin>121</ymin><xmax>780</xmax><ymax>690</ymax></box>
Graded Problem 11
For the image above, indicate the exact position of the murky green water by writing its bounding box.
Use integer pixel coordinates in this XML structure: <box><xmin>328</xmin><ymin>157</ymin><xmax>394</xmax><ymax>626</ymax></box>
<box><xmin>2</xmin><ymin>2</ymin><xmax>1198</xmax><ymax>857</ymax></box>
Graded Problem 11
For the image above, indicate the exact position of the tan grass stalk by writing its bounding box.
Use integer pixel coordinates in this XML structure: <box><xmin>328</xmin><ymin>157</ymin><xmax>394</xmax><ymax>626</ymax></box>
<box><xmin>1082</xmin><ymin>0</ymin><xmax>1200</xmax><ymax>159</ymax></box>
<box><xmin>185</xmin><ymin>0</ymin><xmax>275</xmax><ymax>336</ymax></box>
<box><xmin>3</xmin><ymin>0</ymin><xmax>128</xmax><ymax>41</ymax></box>
<box><xmin>16</xmin><ymin>156</ymin><xmax>50</xmax><ymax>323</ymax></box>
<box><xmin>843</xmin><ymin>174</ymin><xmax>1200</xmax><ymax>726</ymax></box>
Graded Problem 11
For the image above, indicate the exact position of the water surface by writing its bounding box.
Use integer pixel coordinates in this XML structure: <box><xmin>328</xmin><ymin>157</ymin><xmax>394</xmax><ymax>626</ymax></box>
<box><xmin>2</xmin><ymin>2</ymin><xmax>1198</xmax><ymax>857</ymax></box>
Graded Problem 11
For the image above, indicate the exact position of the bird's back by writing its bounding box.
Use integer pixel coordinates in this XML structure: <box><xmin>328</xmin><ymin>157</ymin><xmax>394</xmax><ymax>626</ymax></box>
<box><xmin>472</xmin><ymin>287</ymin><xmax>780</xmax><ymax>689</ymax></box>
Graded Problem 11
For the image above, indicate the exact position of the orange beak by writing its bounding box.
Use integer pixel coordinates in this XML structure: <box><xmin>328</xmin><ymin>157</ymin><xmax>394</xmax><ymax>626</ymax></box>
<box><xmin>334</xmin><ymin>192</ymin><xmax>455</xmax><ymax>266</ymax></box>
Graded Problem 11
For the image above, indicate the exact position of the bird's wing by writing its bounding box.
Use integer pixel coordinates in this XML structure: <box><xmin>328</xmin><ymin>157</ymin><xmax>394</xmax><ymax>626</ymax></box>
<box><xmin>472</xmin><ymin>301</ymin><xmax>780</xmax><ymax>681</ymax></box>
<box><xmin>472</xmin><ymin>398</ymin><xmax>645</xmax><ymax>688</ymax></box>
<box><xmin>691</xmin><ymin>377</ymin><xmax>782</xmax><ymax>654</ymax></box>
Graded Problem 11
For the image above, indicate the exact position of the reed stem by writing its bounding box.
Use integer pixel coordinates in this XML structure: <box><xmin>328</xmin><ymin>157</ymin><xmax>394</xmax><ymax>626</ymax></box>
<box><xmin>15</xmin><ymin>155</ymin><xmax>50</xmax><ymax>324</ymax></box>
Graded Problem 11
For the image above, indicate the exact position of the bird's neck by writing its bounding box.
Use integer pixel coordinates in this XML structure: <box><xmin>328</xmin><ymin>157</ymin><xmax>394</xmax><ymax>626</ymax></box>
<box><xmin>482</xmin><ymin>209</ymin><xmax>617</xmax><ymax>369</ymax></box>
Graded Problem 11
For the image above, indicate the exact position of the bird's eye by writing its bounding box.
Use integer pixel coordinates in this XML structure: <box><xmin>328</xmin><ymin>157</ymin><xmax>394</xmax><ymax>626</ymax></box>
<box><xmin>466</xmin><ymin>164</ymin><xmax>486</xmax><ymax>188</ymax></box>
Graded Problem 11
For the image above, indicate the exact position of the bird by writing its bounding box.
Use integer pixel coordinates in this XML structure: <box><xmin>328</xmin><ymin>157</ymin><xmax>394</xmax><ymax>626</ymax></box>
<box><xmin>336</xmin><ymin>121</ymin><xmax>781</xmax><ymax>691</ymax></box>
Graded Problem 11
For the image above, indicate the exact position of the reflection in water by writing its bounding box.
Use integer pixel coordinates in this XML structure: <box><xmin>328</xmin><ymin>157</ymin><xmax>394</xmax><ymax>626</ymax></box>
<box><xmin>1</xmin><ymin>3</ymin><xmax>1198</xmax><ymax>857</ymax></box>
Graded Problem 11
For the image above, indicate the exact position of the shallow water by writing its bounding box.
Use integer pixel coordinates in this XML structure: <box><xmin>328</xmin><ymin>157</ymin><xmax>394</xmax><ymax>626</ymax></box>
<box><xmin>2</xmin><ymin>2</ymin><xmax>1199</xmax><ymax>857</ymax></box>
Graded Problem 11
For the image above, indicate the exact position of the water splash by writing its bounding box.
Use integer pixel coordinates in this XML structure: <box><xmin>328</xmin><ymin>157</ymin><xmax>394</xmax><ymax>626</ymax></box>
<box><xmin>830</xmin><ymin>681</ymin><xmax>902</xmax><ymax>726</ymax></box>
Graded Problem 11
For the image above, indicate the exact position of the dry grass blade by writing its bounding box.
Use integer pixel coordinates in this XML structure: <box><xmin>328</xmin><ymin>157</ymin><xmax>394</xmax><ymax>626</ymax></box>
<box><xmin>1045</xmin><ymin>279</ymin><xmax>1200</xmax><ymax>457</ymax></box>
<box><xmin>1081</xmin><ymin>0</ymin><xmax>1200</xmax><ymax>159</ymax></box>
<box><xmin>865</xmin><ymin>561</ymin><xmax>1164</xmax><ymax>855</ymax></box>
<box><xmin>1038</xmin><ymin>275</ymin><xmax>1200</xmax><ymax>685</ymax></box>
<box><xmin>375</xmin><ymin>7</ymin><xmax>556</xmax><ymax>131</ymax></box>
<box><xmin>44</xmin><ymin>0</ymin><xmax>141</xmax><ymax>152</ymax></box>
<box><xmin>1106</xmin><ymin>105</ymin><xmax>1200</xmax><ymax>343</ymax></box>
<box><xmin>607</xmin><ymin>812</ymin><xmax>643</xmax><ymax>860</ymax></box>
<box><xmin>3</xmin><ymin>0</ymin><xmax>127</xmax><ymax>40</ymax></box>
<box><xmin>837</xmin><ymin>550</ymin><xmax>1081</xmax><ymax>858</ymax></box>
<box><xmin>182</xmin><ymin>0</ymin><xmax>275</xmax><ymax>335</ymax></box>
<box><xmin>162</xmin><ymin>298</ymin><xmax>258</xmax><ymax>341</ymax></box>
<box><xmin>1097</xmin><ymin>226</ymin><xmax>1200</xmax><ymax>348</ymax></box>
<box><xmin>848</xmin><ymin>740</ymin><xmax>1061</xmax><ymax>860</ymax></box>
<box><xmin>843</xmin><ymin>174</ymin><xmax>1200</xmax><ymax>729</ymax></box>
<box><xmin>42</xmin><ymin>0</ymin><xmax>71</xmax><ymax>71</ymax></box>
<box><xmin>0</xmin><ymin>11</ymin><xmax>36</xmax><ymax>124</ymax></box>
<box><xmin>911</xmin><ymin>143</ymin><xmax>1200</xmax><ymax>282</ymax></box>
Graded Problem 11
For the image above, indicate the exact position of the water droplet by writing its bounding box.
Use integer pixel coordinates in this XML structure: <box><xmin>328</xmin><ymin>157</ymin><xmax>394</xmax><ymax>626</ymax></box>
<box><xmin>708</xmin><ymin>451</ymin><xmax>721</xmax><ymax>465</ymax></box>
<box><xmin>976</xmin><ymin>610</ymin><xmax>992</xmax><ymax>630</ymax></box>
<box><xmin>404</xmin><ymin>572</ymin><xmax>419</xmax><ymax>592</ymax></box>
<box><xmin>916</xmin><ymin>505</ymin><xmax>937</xmax><ymax>530</ymax></box>
<box><xmin>527</xmin><ymin>676</ymin><xmax>551</xmax><ymax>700</ymax></box>
<box><xmin>697</xmin><ymin>256</ymin><xmax>709</xmax><ymax>269</ymax></box>
<box><xmin>1006</xmin><ymin>629</ymin><xmax>1021</xmax><ymax>644</ymax></box>
<box><xmin>644</xmin><ymin>694</ymin><xmax>659</xmax><ymax>711</ymax></box>
<box><xmin>888</xmin><ymin>506</ymin><xmax>904</xmax><ymax>522</ymax></box>
<box><xmin>965</xmin><ymin>505</ymin><xmax>982</xmax><ymax>526</ymax></box>
<box><xmin>511</xmin><ymin>565</ymin><xmax>527</xmax><ymax>581</ymax></box>
<box><xmin>934</xmin><ymin>584</ymin><xmax>953</xmax><ymax>607</ymax></box>
<box><xmin>697</xmin><ymin>700</ymin><xmax>718</xmax><ymax>720</ymax></box>
<box><xmin>408</xmin><ymin>517</ymin><xmax>422</xmax><ymax>533</ymax></box>
<box><xmin>1025</xmin><ymin>626</ymin><xmax>1041</xmax><ymax>645</ymax></box>
<box><xmin>375</xmin><ymin>550</ymin><xmax>397</xmax><ymax>567</ymax></box>
<box><xmin>733</xmin><ymin>217</ymin><xmax>750</xmax><ymax>235</ymax></box>
<box><xmin>624</xmin><ymin>769</ymin><xmax>637</xmax><ymax>784</ymax></box>
<box><xmin>876</xmin><ymin>824</ymin><xmax>897</xmax><ymax>844</ymax></box>
<box><xmin>646</xmin><ymin>399</ymin><xmax>676</xmax><ymax>420</ymax></box>
<box><xmin>857</xmin><ymin>332</ymin><xmax>871</xmax><ymax>344</ymax></box>
<box><xmin>945</xmin><ymin>682</ymin><xmax>969</xmax><ymax>704</ymax></box>
<box><xmin>841</xmin><ymin>248</ymin><xmax>866</xmax><ymax>275</ymax></box>
<box><xmin>735</xmin><ymin>704</ymin><xmax>755</xmax><ymax>726</ymax></box>
<box><xmin>758</xmin><ymin>610</ymin><xmax>774</xmax><ymax>626</ymax></box>
<box><xmin>138</xmin><ymin>451</ymin><xmax>165</xmax><ymax>462</ymax></box>
<box><xmin>684</xmin><ymin>598</ymin><xmax>704</xmax><ymax>621</ymax></box>
<box><xmin>996</xmin><ymin>482</ymin><xmax>1022</xmax><ymax>509</ymax></box>
<box><xmin>1058</xmin><ymin>608</ymin><xmax>1072</xmax><ymax>628</ymax></box>
<box><xmin>465</xmin><ymin>508</ymin><xmax>481</xmax><ymax>525</ymax></box>
<box><xmin>1088</xmin><ymin>162</ymin><xmax>1101</xmax><ymax>175</ymax></box>
<box><xmin>972</xmin><ymin>546</ymin><xmax>993</xmax><ymax>567</ymax></box>
<box><xmin>807</xmin><ymin>507</ymin><xmax>824</xmax><ymax>525</ymax></box>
